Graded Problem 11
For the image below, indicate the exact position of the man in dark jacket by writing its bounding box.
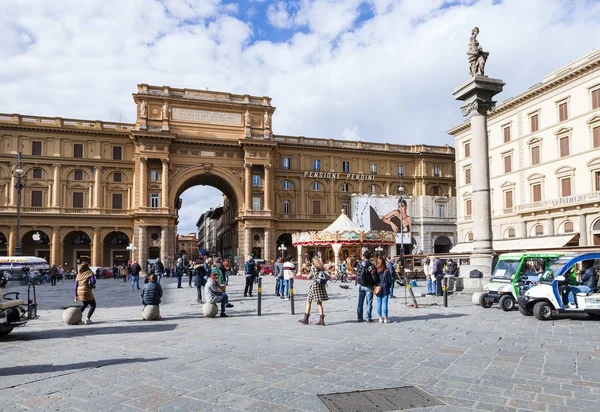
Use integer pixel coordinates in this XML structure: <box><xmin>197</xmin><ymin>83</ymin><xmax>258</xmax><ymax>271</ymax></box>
<box><xmin>356</xmin><ymin>251</ymin><xmax>378</xmax><ymax>322</ymax></box>
<box><xmin>153</xmin><ymin>258</ymin><xmax>165</xmax><ymax>284</ymax></box>
<box><xmin>244</xmin><ymin>256</ymin><xmax>256</xmax><ymax>297</ymax></box>
<box><xmin>142</xmin><ymin>274</ymin><xmax>163</xmax><ymax>306</ymax></box>
<box><xmin>49</xmin><ymin>264</ymin><xmax>59</xmax><ymax>286</ymax></box>
<box><xmin>130</xmin><ymin>260</ymin><xmax>142</xmax><ymax>291</ymax></box>
<box><xmin>566</xmin><ymin>260</ymin><xmax>598</xmax><ymax>308</ymax></box>
<box><xmin>432</xmin><ymin>256</ymin><xmax>444</xmax><ymax>296</ymax></box>
<box><xmin>446</xmin><ymin>259</ymin><xmax>458</xmax><ymax>276</ymax></box>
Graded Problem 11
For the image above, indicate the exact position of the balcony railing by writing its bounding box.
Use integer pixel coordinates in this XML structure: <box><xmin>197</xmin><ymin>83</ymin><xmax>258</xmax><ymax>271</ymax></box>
<box><xmin>21</xmin><ymin>207</ymin><xmax>45</xmax><ymax>213</ymax></box>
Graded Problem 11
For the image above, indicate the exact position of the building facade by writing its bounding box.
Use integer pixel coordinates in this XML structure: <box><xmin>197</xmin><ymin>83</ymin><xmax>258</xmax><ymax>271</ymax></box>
<box><xmin>0</xmin><ymin>83</ymin><xmax>455</xmax><ymax>269</ymax></box>
<box><xmin>450</xmin><ymin>50</ymin><xmax>600</xmax><ymax>252</ymax></box>
<box><xmin>176</xmin><ymin>232</ymin><xmax>198</xmax><ymax>261</ymax></box>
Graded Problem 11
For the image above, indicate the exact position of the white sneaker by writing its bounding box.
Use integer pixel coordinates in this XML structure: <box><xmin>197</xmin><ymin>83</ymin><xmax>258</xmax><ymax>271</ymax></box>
<box><xmin>568</xmin><ymin>302</ymin><xmax>577</xmax><ymax>309</ymax></box>
<box><xmin>384</xmin><ymin>318</ymin><xmax>391</xmax><ymax>323</ymax></box>
<box><xmin>379</xmin><ymin>317</ymin><xmax>383</xmax><ymax>323</ymax></box>
<box><xmin>84</xmin><ymin>318</ymin><xmax>92</xmax><ymax>325</ymax></box>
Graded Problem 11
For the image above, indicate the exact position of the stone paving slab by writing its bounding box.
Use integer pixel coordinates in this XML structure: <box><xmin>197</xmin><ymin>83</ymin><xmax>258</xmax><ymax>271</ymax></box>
<box><xmin>1</xmin><ymin>276</ymin><xmax>600</xmax><ymax>411</ymax></box>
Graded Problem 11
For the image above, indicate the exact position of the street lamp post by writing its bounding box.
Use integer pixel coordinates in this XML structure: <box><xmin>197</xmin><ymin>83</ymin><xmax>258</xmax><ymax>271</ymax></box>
<box><xmin>278</xmin><ymin>243</ymin><xmax>287</xmax><ymax>258</ymax></box>
<box><xmin>13</xmin><ymin>153</ymin><xmax>24</xmax><ymax>257</ymax></box>
<box><xmin>398</xmin><ymin>185</ymin><xmax>418</xmax><ymax>307</ymax></box>
<box><xmin>375</xmin><ymin>246</ymin><xmax>383</xmax><ymax>256</ymax></box>
<box><xmin>126</xmin><ymin>243</ymin><xmax>137</xmax><ymax>263</ymax></box>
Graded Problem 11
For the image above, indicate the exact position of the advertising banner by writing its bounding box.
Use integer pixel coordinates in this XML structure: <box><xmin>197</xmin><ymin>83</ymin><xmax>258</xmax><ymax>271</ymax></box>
<box><xmin>351</xmin><ymin>195</ymin><xmax>411</xmax><ymax>245</ymax></box>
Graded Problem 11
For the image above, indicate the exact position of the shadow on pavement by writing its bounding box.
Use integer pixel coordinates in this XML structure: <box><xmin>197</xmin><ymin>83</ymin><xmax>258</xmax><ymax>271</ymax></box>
<box><xmin>326</xmin><ymin>313</ymin><xmax>466</xmax><ymax>325</ymax></box>
<box><xmin>2</xmin><ymin>323</ymin><xmax>178</xmax><ymax>341</ymax></box>
<box><xmin>0</xmin><ymin>357</ymin><xmax>168</xmax><ymax>377</ymax></box>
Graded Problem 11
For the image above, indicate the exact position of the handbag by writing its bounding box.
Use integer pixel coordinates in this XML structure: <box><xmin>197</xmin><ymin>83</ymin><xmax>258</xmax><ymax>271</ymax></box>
<box><xmin>373</xmin><ymin>285</ymin><xmax>382</xmax><ymax>296</ymax></box>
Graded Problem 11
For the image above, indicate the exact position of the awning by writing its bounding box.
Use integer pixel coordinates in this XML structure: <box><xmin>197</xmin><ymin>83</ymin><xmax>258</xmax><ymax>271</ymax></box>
<box><xmin>449</xmin><ymin>234</ymin><xmax>579</xmax><ymax>254</ymax></box>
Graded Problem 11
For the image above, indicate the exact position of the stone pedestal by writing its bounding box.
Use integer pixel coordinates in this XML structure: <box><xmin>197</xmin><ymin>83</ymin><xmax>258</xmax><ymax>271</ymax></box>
<box><xmin>453</xmin><ymin>76</ymin><xmax>504</xmax><ymax>286</ymax></box>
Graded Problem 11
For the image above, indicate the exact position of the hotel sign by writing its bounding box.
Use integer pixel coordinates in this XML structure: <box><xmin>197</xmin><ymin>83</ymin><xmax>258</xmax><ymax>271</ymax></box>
<box><xmin>171</xmin><ymin>108</ymin><xmax>242</xmax><ymax>126</ymax></box>
<box><xmin>551</xmin><ymin>191</ymin><xmax>600</xmax><ymax>206</ymax></box>
<box><xmin>303</xmin><ymin>171</ymin><xmax>375</xmax><ymax>181</ymax></box>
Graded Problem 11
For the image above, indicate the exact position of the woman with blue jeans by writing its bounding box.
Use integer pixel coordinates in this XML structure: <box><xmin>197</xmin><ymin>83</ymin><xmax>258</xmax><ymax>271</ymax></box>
<box><xmin>281</xmin><ymin>256</ymin><xmax>295</xmax><ymax>300</ymax></box>
<box><xmin>375</xmin><ymin>256</ymin><xmax>393</xmax><ymax>323</ymax></box>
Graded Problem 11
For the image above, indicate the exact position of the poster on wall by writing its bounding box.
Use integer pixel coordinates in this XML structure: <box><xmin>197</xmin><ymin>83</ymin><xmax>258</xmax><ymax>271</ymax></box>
<box><xmin>351</xmin><ymin>195</ymin><xmax>411</xmax><ymax>245</ymax></box>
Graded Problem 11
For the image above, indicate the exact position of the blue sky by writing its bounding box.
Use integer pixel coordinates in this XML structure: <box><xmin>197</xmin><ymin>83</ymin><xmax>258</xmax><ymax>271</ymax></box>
<box><xmin>1</xmin><ymin>0</ymin><xmax>599</xmax><ymax>234</ymax></box>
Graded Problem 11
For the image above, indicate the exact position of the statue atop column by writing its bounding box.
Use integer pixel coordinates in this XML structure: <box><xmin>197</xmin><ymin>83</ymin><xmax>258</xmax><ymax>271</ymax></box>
<box><xmin>264</xmin><ymin>112</ymin><xmax>271</xmax><ymax>129</ymax></box>
<box><xmin>162</xmin><ymin>102</ymin><xmax>169</xmax><ymax>120</ymax></box>
<box><xmin>244</xmin><ymin>110</ymin><xmax>251</xmax><ymax>126</ymax></box>
<box><xmin>140</xmin><ymin>100</ymin><xmax>147</xmax><ymax>118</ymax></box>
<box><xmin>467</xmin><ymin>27</ymin><xmax>489</xmax><ymax>77</ymax></box>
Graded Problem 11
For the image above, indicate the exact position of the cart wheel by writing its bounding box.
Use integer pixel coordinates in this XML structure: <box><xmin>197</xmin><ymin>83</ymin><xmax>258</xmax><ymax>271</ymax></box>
<box><xmin>499</xmin><ymin>295</ymin><xmax>515</xmax><ymax>311</ymax></box>
<box><xmin>533</xmin><ymin>301</ymin><xmax>553</xmax><ymax>321</ymax></box>
<box><xmin>0</xmin><ymin>327</ymin><xmax>13</xmax><ymax>336</ymax></box>
<box><xmin>519</xmin><ymin>305</ymin><xmax>533</xmax><ymax>316</ymax></box>
<box><xmin>479</xmin><ymin>293</ymin><xmax>493</xmax><ymax>308</ymax></box>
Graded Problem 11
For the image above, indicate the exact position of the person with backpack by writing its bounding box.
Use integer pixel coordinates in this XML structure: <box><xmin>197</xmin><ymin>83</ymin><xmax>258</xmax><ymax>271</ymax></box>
<box><xmin>141</xmin><ymin>273</ymin><xmax>163</xmax><ymax>310</ymax></box>
<box><xmin>298</xmin><ymin>256</ymin><xmax>328</xmax><ymax>326</ymax></box>
<box><xmin>375</xmin><ymin>256</ymin><xmax>394</xmax><ymax>323</ymax></box>
<box><xmin>244</xmin><ymin>255</ymin><xmax>256</xmax><ymax>297</ymax></box>
<box><xmin>356</xmin><ymin>250</ymin><xmax>378</xmax><ymax>323</ymax></box>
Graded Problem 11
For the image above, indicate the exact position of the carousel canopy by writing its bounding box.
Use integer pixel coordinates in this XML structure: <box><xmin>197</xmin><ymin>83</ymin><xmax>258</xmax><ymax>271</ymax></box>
<box><xmin>292</xmin><ymin>210</ymin><xmax>395</xmax><ymax>246</ymax></box>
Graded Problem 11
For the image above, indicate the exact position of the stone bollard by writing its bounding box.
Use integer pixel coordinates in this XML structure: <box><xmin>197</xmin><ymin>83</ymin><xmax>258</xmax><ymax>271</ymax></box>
<box><xmin>63</xmin><ymin>307</ymin><xmax>82</xmax><ymax>325</ymax></box>
<box><xmin>142</xmin><ymin>305</ymin><xmax>160</xmax><ymax>320</ymax></box>
<box><xmin>202</xmin><ymin>302</ymin><xmax>218</xmax><ymax>318</ymax></box>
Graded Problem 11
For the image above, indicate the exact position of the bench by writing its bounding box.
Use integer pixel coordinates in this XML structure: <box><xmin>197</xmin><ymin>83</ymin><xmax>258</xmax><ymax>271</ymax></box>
<box><xmin>0</xmin><ymin>288</ymin><xmax>25</xmax><ymax>310</ymax></box>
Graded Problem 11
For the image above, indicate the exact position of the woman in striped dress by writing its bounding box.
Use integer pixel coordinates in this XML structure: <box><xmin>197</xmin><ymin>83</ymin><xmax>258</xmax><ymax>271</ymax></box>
<box><xmin>298</xmin><ymin>257</ymin><xmax>328</xmax><ymax>326</ymax></box>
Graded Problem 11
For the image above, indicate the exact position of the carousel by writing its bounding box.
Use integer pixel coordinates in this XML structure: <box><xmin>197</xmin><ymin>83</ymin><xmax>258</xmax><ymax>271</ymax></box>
<box><xmin>292</xmin><ymin>210</ymin><xmax>396</xmax><ymax>270</ymax></box>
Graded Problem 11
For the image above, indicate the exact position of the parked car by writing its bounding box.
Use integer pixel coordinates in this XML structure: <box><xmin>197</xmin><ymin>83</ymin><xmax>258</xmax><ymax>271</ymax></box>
<box><xmin>254</xmin><ymin>259</ymin><xmax>274</xmax><ymax>276</ymax></box>
<box><xmin>90</xmin><ymin>267</ymin><xmax>114</xmax><ymax>278</ymax></box>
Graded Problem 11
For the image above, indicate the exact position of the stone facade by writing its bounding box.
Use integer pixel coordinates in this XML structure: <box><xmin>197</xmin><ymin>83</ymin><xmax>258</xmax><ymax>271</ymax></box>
<box><xmin>0</xmin><ymin>83</ymin><xmax>455</xmax><ymax>270</ymax></box>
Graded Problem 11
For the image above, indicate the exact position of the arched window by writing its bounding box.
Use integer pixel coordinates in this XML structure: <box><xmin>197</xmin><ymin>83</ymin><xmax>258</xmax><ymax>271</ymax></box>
<box><xmin>534</xmin><ymin>225</ymin><xmax>544</xmax><ymax>236</ymax></box>
<box><xmin>563</xmin><ymin>221</ymin><xmax>574</xmax><ymax>234</ymax></box>
<box><xmin>505</xmin><ymin>227</ymin><xmax>516</xmax><ymax>238</ymax></box>
<box><xmin>466</xmin><ymin>232</ymin><xmax>473</xmax><ymax>242</ymax></box>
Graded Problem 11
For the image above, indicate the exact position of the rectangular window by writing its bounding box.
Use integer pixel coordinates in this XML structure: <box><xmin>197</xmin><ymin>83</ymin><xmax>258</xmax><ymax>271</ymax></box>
<box><xmin>532</xmin><ymin>183</ymin><xmax>542</xmax><ymax>202</ymax></box>
<box><xmin>252</xmin><ymin>196</ymin><xmax>261</xmax><ymax>211</ymax></box>
<box><xmin>74</xmin><ymin>170</ymin><xmax>83</xmax><ymax>181</ymax></box>
<box><xmin>433</xmin><ymin>165</ymin><xmax>440</xmax><ymax>177</ymax></box>
<box><xmin>73</xmin><ymin>192</ymin><xmax>83</xmax><ymax>208</ymax></box>
<box><xmin>465</xmin><ymin>168</ymin><xmax>471</xmax><ymax>185</ymax></box>
<box><xmin>283</xmin><ymin>181</ymin><xmax>290</xmax><ymax>190</ymax></box>
<box><xmin>596</xmin><ymin>171</ymin><xmax>600</xmax><ymax>192</ymax></box>
<box><xmin>503</xmin><ymin>126</ymin><xmax>511</xmax><ymax>143</ymax></box>
<box><xmin>342</xmin><ymin>161</ymin><xmax>350</xmax><ymax>173</ymax></box>
<box><xmin>313</xmin><ymin>159</ymin><xmax>320</xmax><ymax>171</ymax></box>
<box><xmin>114</xmin><ymin>172</ymin><xmax>122</xmax><ymax>183</ymax></box>
<box><xmin>398</xmin><ymin>164</ymin><xmax>404</xmax><ymax>177</ymax></box>
<box><xmin>504</xmin><ymin>190</ymin><xmax>513</xmax><ymax>209</ymax></box>
<box><xmin>150</xmin><ymin>193</ymin><xmax>159</xmax><ymax>208</ymax></box>
<box><xmin>283</xmin><ymin>157</ymin><xmax>290</xmax><ymax>170</ymax></box>
<box><xmin>31</xmin><ymin>190</ymin><xmax>43</xmax><ymax>207</ymax></box>
<box><xmin>150</xmin><ymin>170</ymin><xmax>160</xmax><ymax>182</ymax></box>
<box><xmin>342</xmin><ymin>202</ymin><xmax>349</xmax><ymax>215</ymax></box>
<box><xmin>32</xmin><ymin>141</ymin><xmax>42</xmax><ymax>156</ymax></box>
<box><xmin>252</xmin><ymin>175</ymin><xmax>261</xmax><ymax>186</ymax></box>
<box><xmin>73</xmin><ymin>143</ymin><xmax>83</xmax><ymax>158</ymax></box>
<box><xmin>530</xmin><ymin>114</ymin><xmax>539</xmax><ymax>133</ymax></box>
<box><xmin>112</xmin><ymin>193</ymin><xmax>123</xmax><ymax>210</ymax></box>
<box><xmin>283</xmin><ymin>200</ymin><xmax>290</xmax><ymax>214</ymax></box>
<box><xmin>531</xmin><ymin>146</ymin><xmax>540</xmax><ymax>165</ymax></box>
<box><xmin>464</xmin><ymin>142</ymin><xmax>470</xmax><ymax>158</ymax></box>
<box><xmin>465</xmin><ymin>199</ymin><xmax>472</xmax><ymax>217</ymax></box>
<box><xmin>561</xmin><ymin>177</ymin><xmax>571</xmax><ymax>197</ymax></box>
<box><xmin>535</xmin><ymin>225</ymin><xmax>544</xmax><ymax>236</ymax></box>
<box><xmin>593</xmin><ymin>126</ymin><xmax>600</xmax><ymax>149</ymax></box>
<box><xmin>342</xmin><ymin>183</ymin><xmax>348</xmax><ymax>192</ymax></box>
<box><xmin>438</xmin><ymin>204</ymin><xmax>445</xmax><ymax>218</ymax></box>
<box><xmin>593</xmin><ymin>89</ymin><xmax>600</xmax><ymax>110</ymax></box>
<box><xmin>558</xmin><ymin>102</ymin><xmax>568</xmax><ymax>122</ymax></box>
<box><xmin>559</xmin><ymin>136</ymin><xmax>569</xmax><ymax>157</ymax></box>
<box><xmin>504</xmin><ymin>155</ymin><xmax>512</xmax><ymax>173</ymax></box>
<box><xmin>32</xmin><ymin>168</ymin><xmax>42</xmax><ymax>179</ymax></box>
<box><xmin>113</xmin><ymin>146</ymin><xmax>122</xmax><ymax>160</ymax></box>
<box><xmin>370</xmin><ymin>163</ymin><xmax>377</xmax><ymax>174</ymax></box>
<box><xmin>312</xmin><ymin>200</ymin><xmax>321</xmax><ymax>215</ymax></box>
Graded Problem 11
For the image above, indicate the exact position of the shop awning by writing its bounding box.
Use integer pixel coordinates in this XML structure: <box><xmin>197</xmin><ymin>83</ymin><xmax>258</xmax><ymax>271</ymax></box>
<box><xmin>449</xmin><ymin>234</ymin><xmax>579</xmax><ymax>254</ymax></box>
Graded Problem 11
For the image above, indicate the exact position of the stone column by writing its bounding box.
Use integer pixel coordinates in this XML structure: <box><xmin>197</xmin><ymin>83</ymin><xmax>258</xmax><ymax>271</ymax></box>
<box><xmin>92</xmin><ymin>228</ymin><xmax>101</xmax><ymax>266</ymax></box>
<box><xmin>160</xmin><ymin>227</ymin><xmax>168</xmax><ymax>263</ymax></box>
<box><xmin>546</xmin><ymin>217</ymin><xmax>555</xmax><ymax>236</ymax></box>
<box><xmin>299</xmin><ymin>177</ymin><xmax>306</xmax><ymax>217</ymax></box>
<box><xmin>52</xmin><ymin>165</ymin><xmax>61</xmax><ymax>207</ymax></box>
<box><xmin>132</xmin><ymin>161</ymin><xmax>138</xmax><ymax>209</ymax></box>
<box><xmin>244</xmin><ymin>226</ymin><xmax>251</xmax><ymax>260</ymax></box>
<box><xmin>138</xmin><ymin>226</ymin><xmax>148</xmax><ymax>274</ymax></box>
<box><xmin>161</xmin><ymin>159</ymin><xmax>169</xmax><ymax>209</ymax></box>
<box><xmin>579</xmin><ymin>214</ymin><xmax>588</xmax><ymax>246</ymax></box>
<box><xmin>139</xmin><ymin>157</ymin><xmax>147</xmax><ymax>208</ymax></box>
<box><xmin>93</xmin><ymin>167</ymin><xmax>102</xmax><ymax>209</ymax></box>
<box><xmin>264</xmin><ymin>228</ymin><xmax>272</xmax><ymax>261</ymax></box>
<box><xmin>8</xmin><ymin>227</ymin><xmax>16</xmax><ymax>256</ymax></box>
<box><xmin>453</xmin><ymin>76</ymin><xmax>504</xmax><ymax>278</ymax></box>
<box><xmin>520</xmin><ymin>221</ymin><xmax>527</xmax><ymax>239</ymax></box>
<box><xmin>264</xmin><ymin>165</ymin><xmax>271</xmax><ymax>212</ymax></box>
<box><xmin>51</xmin><ymin>228</ymin><xmax>60</xmax><ymax>266</ymax></box>
<box><xmin>8</xmin><ymin>176</ymin><xmax>16</xmax><ymax>206</ymax></box>
<box><xmin>244</xmin><ymin>163</ymin><xmax>252</xmax><ymax>211</ymax></box>
<box><xmin>329</xmin><ymin>180</ymin><xmax>335</xmax><ymax>216</ymax></box>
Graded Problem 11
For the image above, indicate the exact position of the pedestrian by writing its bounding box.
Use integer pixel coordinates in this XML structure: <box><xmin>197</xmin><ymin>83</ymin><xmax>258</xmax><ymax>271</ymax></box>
<box><xmin>432</xmin><ymin>256</ymin><xmax>444</xmax><ymax>296</ymax></box>
<box><xmin>386</xmin><ymin>257</ymin><xmax>396</xmax><ymax>298</ymax></box>
<box><xmin>356</xmin><ymin>250</ymin><xmax>378</xmax><ymax>323</ymax></box>
<box><xmin>491</xmin><ymin>252</ymin><xmax>499</xmax><ymax>272</ymax></box>
<box><xmin>130</xmin><ymin>259</ymin><xmax>142</xmax><ymax>291</ymax></box>
<box><xmin>281</xmin><ymin>256</ymin><xmax>295</xmax><ymax>300</ymax></box>
<box><xmin>153</xmin><ymin>258</ymin><xmax>165</xmax><ymax>284</ymax></box>
<box><xmin>74</xmin><ymin>262</ymin><xmax>97</xmax><ymax>325</ymax></box>
<box><xmin>375</xmin><ymin>256</ymin><xmax>394</xmax><ymax>323</ymax></box>
<box><xmin>49</xmin><ymin>264</ymin><xmax>59</xmax><ymax>286</ymax></box>
<box><xmin>274</xmin><ymin>257</ymin><xmax>284</xmax><ymax>297</ymax></box>
<box><xmin>223</xmin><ymin>259</ymin><xmax>231</xmax><ymax>286</ymax></box>
<box><xmin>424</xmin><ymin>256</ymin><xmax>434</xmax><ymax>295</ymax></box>
<box><xmin>244</xmin><ymin>255</ymin><xmax>256</xmax><ymax>297</ymax></box>
<box><xmin>120</xmin><ymin>265</ymin><xmax>128</xmax><ymax>282</ymax></box>
<box><xmin>141</xmin><ymin>273</ymin><xmax>163</xmax><ymax>315</ymax></box>
<box><xmin>298</xmin><ymin>256</ymin><xmax>328</xmax><ymax>325</ymax></box>
<box><xmin>175</xmin><ymin>258</ymin><xmax>184</xmax><ymax>288</ymax></box>
<box><xmin>194</xmin><ymin>259</ymin><xmax>207</xmax><ymax>303</ymax></box>
<box><xmin>205</xmin><ymin>270</ymin><xmax>233</xmax><ymax>317</ymax></box>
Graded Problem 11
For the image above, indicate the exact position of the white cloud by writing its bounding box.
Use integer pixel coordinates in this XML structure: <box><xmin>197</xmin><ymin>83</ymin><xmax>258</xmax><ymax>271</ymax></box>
<box><xmin>342</xmin><ymin>125</ymin><xmax>360</xmax><ymax>140</ymax></box>
<box><xmin>1</xmin><ymin>0</ymin><xmax>600</xmax><ymax>234</ymax></box>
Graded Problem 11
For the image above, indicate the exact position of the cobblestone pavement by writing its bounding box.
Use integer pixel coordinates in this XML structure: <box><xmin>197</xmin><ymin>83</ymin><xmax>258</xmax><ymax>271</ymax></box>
<box><xmin>2</xmin><ymin>275</ymin><xmax>600</xmax><ymax>412</ymax></box>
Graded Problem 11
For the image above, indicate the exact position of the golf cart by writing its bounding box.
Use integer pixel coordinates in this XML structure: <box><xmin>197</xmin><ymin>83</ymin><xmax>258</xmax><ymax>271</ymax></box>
<box><xmin>518</xmin><ymin>253</ymin><xmax>600</xmax><ymax>320</ymax></box>
<box><xmin>478</xmin><ymin>253</ymin><xmax>561</xmax><ymax>311</ymax></box>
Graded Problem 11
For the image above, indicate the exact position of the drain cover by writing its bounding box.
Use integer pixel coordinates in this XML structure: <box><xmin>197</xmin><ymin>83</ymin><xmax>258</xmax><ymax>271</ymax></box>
<box><xmin>317</xmin><ymin>386</ymin><xmax>443</xmax><ymax>412</ymax></box>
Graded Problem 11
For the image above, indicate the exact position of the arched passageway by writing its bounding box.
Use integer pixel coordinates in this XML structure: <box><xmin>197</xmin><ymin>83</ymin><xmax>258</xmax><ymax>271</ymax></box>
<box><xmin>22</xmin><ymin>230</ymin><xmax>50</xmax><ymax>261</ymax></box>
<box><xmin>63</xmin><ymin>231</ymin><xmax>91</xmax><ymax>269</ymax></box>
<box><xmin>104</xmin><ymin>231</ymin><xmax>130</xmax><ymax>267</ymax></box>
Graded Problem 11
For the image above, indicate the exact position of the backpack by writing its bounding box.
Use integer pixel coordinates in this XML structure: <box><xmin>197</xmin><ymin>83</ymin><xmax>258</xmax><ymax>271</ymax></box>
<box><xmin>316</xmin><ymin>270</ymin><xmax>330</xmax><ymax>286</ymax></box>
<box><xmin>356</xmin><ymin>261</ymin><xmax>374</xmax><ymax>286</ymax></box>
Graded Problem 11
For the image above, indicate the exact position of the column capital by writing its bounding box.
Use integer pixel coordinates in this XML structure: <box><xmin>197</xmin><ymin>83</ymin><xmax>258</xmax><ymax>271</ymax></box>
<box><xmin>161</xmin><ymin>158</ymin><xmax>169</xmax><ymax>165</ymax></box>
<box><xmin>460</xmin><ymin>99</ymin><xmax>496</xmax><ymax>116</ymax></box>
<box><xmin>52</xmin><ymin>164</ymin><xmax>61</xmax><ymax>169</ymax></box>
<box><xmin>244</xmin><ymin>163</ymin><xmax>253</xmax><ymax>169</ymax></box>
<box><xmin>140</xmin><ymin>157</ymin><xmax>148</xmax><ymax>163</ymax></box>
<box><xmin>264</xmin><ymin>164</ymin><xmax>271</xmax><ymax>170</ymax></box>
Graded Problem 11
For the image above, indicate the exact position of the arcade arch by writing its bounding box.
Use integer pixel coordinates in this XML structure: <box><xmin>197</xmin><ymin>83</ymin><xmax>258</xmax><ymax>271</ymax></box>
<box><xmin>21</xmin><ymin>230</ymin><xmax>50</xmax><ymax>260</ymax></box>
